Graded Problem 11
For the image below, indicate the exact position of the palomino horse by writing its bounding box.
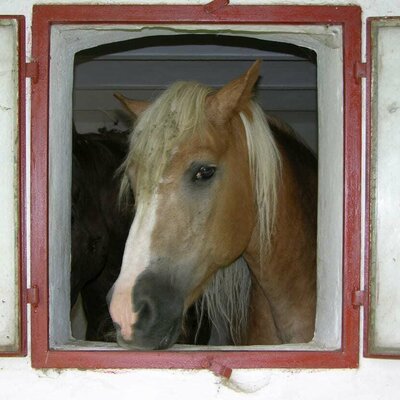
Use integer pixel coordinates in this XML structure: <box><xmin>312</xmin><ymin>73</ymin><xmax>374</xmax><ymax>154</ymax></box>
<box><xmin>109</xmin><ymin>60</ymin><xmax>317</xmax><ymax>349</ymax></box>
<box><xmin>71</xmin><ymin>127</ymin><xmax>213</xmax><ymax>344</ymax></box>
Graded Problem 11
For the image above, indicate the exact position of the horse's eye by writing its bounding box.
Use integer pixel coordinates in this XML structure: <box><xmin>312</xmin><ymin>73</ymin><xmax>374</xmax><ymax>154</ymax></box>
<box><xmin>194</xmin><ymin>165</ymin><xmax>216</xmax><ymax>181</ymax></box>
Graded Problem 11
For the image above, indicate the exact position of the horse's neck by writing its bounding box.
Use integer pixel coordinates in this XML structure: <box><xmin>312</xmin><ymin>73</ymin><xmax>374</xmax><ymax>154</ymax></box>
<box><xmin>243</xmin><ymin>145</ymin><xmax>317</xmax><ymax>345</ymax></box>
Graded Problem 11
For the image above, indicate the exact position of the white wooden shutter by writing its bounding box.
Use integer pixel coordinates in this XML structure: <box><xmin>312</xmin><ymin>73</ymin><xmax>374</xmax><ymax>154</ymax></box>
<box><xmin>367</xmin><ymin>17</ymin><xmax>400</xmax><ymax>357</ymax></box>
<box><xmin>0</xmin><ymin>16</ymin><xmax>26</xmax><ymax>356</ymax></box>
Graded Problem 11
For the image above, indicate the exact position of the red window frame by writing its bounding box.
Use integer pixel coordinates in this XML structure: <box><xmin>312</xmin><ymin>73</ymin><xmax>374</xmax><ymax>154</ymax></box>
<box><xmin>30</xmin><ymin>3</ymin><xmax>362</xmax><ymax>370</ymax></box>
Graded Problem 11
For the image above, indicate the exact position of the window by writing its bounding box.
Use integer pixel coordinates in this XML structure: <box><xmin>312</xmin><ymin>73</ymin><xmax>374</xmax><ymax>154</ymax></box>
<box><xmin>29</xmin><ymin>4</ymin><xmax>362</xmax><ymax>369</ymax></box>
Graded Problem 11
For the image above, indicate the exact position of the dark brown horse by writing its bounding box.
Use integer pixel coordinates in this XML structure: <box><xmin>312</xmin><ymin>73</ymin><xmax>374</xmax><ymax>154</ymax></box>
<box><xmin>71</xmin><ymin>128</ymin><xmax>131</xmax><ymax>341</ymax></box>
<box><xmin>109</xmin><ymin>60</ymin><xmax>317</xmax><ymax>349</ymax></box>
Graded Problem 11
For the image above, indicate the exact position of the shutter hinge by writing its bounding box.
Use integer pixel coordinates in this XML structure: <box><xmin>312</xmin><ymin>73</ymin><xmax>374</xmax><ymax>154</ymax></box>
<box><xmin>26</xmin><ymin>286</ymin><xmax>39</xmax><ymax>309</ymax></box>
<box><xmin>25</xmin><ymin>61</ymin><xmax>39</xmax><ymax>84</ymax></box>
<box><xmin>204</xmin><ymin>0</ymin><xmax>230</xmax><ymax>14</ymax></box>
<box><xmin>354</xmin><ymin>61</ymin><xmax>367</xmax><ymax>80</ymax></box>
<box><xmin>352</xmin><ymin>289</ymin><xmax>365</xmax><ymax>307</ymax></box>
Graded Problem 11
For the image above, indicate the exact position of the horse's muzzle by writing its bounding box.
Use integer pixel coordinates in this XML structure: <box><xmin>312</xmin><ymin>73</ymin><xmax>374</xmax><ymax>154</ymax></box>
<box><xmin>109</xmin><ymin>270</ymin><xmax>184</xmax><ymax>350</ymax></box>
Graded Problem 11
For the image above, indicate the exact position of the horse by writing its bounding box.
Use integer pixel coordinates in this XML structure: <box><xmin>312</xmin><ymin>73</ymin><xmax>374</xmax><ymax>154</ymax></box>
<box><xmin>71</xmin><ymin>128</ymin><xmax>132</xmax><ymax>341</ymax></box>
<box><xmin>109</xmin><ymin>60</ymin><xmax>317</xmax><ymax>350</ymax></box>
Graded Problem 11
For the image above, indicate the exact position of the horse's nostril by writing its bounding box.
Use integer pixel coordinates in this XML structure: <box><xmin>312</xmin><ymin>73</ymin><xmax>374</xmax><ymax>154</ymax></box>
<box><xmin>134</xmin><ymin>296</ymin><xmax>157</xmax><ymax>334</ymax></box>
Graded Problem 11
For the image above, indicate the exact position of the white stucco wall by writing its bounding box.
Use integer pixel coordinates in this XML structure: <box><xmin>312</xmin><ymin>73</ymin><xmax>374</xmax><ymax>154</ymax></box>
<box><xmin>1</xmin><ymin>0</ymin><xmax>400</xmax><ymax>399</ymax></box>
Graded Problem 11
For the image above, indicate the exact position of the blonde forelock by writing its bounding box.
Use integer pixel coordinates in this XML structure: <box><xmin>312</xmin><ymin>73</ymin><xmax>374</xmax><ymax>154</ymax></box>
<box><xmin>122</xmin><ymin>81</ymin><xmax>213</xmax><ymax>202</ymax></box>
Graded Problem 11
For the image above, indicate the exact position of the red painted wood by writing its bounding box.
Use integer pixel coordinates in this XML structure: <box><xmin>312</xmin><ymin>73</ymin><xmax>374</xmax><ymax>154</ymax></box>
<box><xmin>31</xmin><ymin>348</ymin><xmax>357</xmax><ymax>370</ymax></box>
<box><xmin>340</xmin><ymin>7</ymin><xmax>362</xmax><ymax>369</ymax></box>
<box><xmin>364</xmin><ymin>17</ymin><xmax>400</xmax><ymax>360</ymax></box>
<box><xmin>0</xmin><ymin>15</ymin><xmax>27</xmax><ymax>358</ymax></box>
<box><xmin>31</xmin><ymin>6</ymin><xmax>51</xmax><ymax>366</ymax></box>
<box><xmin>30</xmin><ymin>4</ymin><xmax>362</xmax><ymax>369</ymax></box>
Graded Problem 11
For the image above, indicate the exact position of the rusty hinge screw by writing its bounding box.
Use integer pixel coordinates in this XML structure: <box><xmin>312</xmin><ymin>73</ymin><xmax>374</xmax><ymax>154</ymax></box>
<box><xmin>352</xmin><ymin>289</ymin><xmax>365</xmax><ymax>307</ymax></box>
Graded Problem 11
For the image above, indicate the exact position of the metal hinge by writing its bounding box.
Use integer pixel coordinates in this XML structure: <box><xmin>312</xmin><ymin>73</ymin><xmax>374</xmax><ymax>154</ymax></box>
<box><xmin>352</xmin><ymin>289</ymin><xmax>365</xmax><ymax>307</ymax></box>
<box><xmin>354</xmin><ymin>61</ymin><xmax>367</xmax><ymax>80</ymax></box>
<box><xmin>25</xmin><ymin>61</ymin><xmax>39</xmax><ymax>84</ymax></box>
<box><xmin>26</xmin><ymin>286</ymin><xmax>39</xmax><ymax>308</ymax></box>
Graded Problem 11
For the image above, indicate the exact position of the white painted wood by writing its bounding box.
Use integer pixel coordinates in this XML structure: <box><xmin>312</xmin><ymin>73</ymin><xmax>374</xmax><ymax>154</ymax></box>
<box><xmin>49</xmin><ymin>26</ymin><xmax>76</xmax><ymax>346</ymax></box>
<box><xmin>313</xmin><ymin>30</ymin><xmax>343</xmax><ymax>348</ymax></box>
<box><xmin>369</xmin><ymin>19</ymin><xmax>400</xmax><ymax>354</ymax></box>
<box><xmin>0</xmin><ymin>19</ymin><xmax>20</xmax><ymax>353</ymax></box>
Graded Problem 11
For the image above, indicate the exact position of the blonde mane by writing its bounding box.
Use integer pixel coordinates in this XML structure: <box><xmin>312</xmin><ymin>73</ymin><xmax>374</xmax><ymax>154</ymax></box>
<box><xmin>240</xmin><ymin>102</ymin><xmax>281</xmax><ymax>253</ymax></box>
<box><xmin>120</xmin><ymin>82</ymin><xmax>281</xmax><ymax>252</ymax></box>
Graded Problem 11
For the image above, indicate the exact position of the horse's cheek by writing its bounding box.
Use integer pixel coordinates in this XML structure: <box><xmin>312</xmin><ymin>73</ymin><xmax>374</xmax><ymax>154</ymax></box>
<box><xmin>221</xmin><ymin>179</ymin><xmax>254</xmax><ymax>246</ymax></box>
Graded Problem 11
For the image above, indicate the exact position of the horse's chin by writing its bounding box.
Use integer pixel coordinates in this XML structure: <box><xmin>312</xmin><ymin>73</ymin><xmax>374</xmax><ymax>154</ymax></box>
<box><xmin>115</xmin><ymin>319</ymin><xmax>182</xmax><ymax>350</ymax></box>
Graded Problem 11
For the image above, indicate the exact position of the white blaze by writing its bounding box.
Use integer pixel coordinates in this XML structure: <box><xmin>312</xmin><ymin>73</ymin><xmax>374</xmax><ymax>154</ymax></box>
<box><xmin>109</xmin><ymin>195</ymin><xmax>159</xmax><ymax>340</ymax></box>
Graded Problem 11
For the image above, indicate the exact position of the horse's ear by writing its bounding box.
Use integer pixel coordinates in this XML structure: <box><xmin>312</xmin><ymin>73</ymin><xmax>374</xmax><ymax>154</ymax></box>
<box><xmin>206</xmin><ymin>60</ymin><xmax>261</xmax><ymax>125</ymax></box>
<box><xmin>114</xmin><ymin>93</ymin><xmax>150</xmax><ymax>117</ymax></box>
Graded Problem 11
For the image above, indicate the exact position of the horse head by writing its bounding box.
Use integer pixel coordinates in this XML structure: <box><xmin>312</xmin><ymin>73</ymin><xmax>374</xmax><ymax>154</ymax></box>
<box><xmin>109</xmin><ymin>61</ymin><xmax>280</xmax><ymax>349</ymax></box>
